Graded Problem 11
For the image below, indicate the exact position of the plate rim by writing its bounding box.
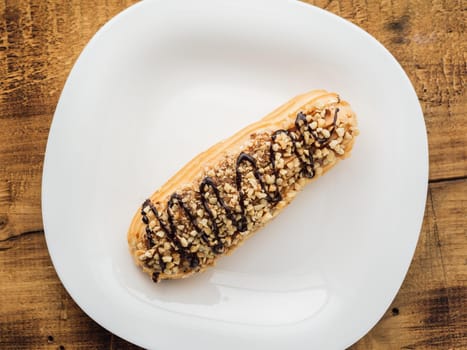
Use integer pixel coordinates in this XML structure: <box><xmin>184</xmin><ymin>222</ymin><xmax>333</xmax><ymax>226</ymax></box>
<box><xmin>42</xmin><ymin>0</ymin><xmax>428</xmax><ymax>348</ymax></box>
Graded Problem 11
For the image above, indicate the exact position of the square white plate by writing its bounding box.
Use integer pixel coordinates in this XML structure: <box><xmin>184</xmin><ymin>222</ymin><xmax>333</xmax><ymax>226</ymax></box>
<box><xmin>42</xmin><ymin>0</ymin><xmax>428</xmax><ymax>349</ymax></box>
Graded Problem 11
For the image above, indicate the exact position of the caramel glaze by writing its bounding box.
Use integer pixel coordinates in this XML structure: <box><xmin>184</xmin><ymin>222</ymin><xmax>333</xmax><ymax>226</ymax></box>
<box><xmin>140</xmin><ymin>109</ymin><xmax>338</xmax><ymax>276</ymax></box>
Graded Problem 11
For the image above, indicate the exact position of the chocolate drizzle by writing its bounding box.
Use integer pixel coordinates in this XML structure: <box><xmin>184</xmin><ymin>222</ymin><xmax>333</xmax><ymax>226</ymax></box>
<box><xmin>200</xmin><ymin>176</ymin><xmax>237</xmax><ymax>252</ymax></box>
<box><xmin>271</xmin><ymin>129</ymin><xmax>315</xmax><ymax>178</ymax></box>
<box><xmin>235</xmin><ymin>152</ymin><xmax>282</xmax><ymax>231</ymax></box>
<box><xmin>141</xmin><ymin>108</ymin><xmax>339</xmax><ymax>275</ymax></box>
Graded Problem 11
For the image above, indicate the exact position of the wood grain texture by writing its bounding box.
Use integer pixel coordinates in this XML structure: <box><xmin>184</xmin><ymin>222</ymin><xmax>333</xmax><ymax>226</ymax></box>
<box><xmin>0</xmin><ymin>0</ymin><xmax>465</xmax><ymax>349</ymax></box>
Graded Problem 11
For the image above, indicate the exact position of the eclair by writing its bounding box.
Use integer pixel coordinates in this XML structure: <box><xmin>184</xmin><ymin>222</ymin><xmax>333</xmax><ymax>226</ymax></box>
<box><xmin>128</xmin><ymin>90</ymin><xmax>359</xmax><ymax>282</ymax></box>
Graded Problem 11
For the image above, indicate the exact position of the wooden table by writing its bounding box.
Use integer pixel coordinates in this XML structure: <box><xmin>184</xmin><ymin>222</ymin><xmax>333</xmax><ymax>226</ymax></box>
<box><xmin>0</xmin><ymin>1</ymin><xmax>465</xmax><ymax>349</ymax></box>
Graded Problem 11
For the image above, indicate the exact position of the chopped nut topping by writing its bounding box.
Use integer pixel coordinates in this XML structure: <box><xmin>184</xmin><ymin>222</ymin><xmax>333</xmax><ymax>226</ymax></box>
<box><xmin>137</xmin><ymin>106</ymin><xmax>357</xmax><ymax>280</ymax></box>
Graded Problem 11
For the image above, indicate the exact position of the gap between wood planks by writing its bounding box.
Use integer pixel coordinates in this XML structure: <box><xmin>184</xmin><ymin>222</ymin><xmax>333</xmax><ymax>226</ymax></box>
<box><xmin>429</xmin><ymin>175</ymin><xmax>467</xmax><ymax>184</ymax></box>
<box><xmin>0</xmin><ymin>230</ymin><xmax>44</xmax><ymax>250</ymax></box>
<box><xmin>0</xmin><ymin>229</ymin><xmax>44</xmax><ymax>243</ymax></box>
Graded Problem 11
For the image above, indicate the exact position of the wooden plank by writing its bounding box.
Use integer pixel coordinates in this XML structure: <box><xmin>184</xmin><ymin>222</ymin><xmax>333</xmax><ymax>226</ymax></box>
<box><xmin>0</xmin><ymin>231</ymin><xmax>111</xmax><ymax>349</ymax></box>
<box><xmin>0</xmin><ymin>231</ymin><xmax>142</xmax><ymax>349</ymax></box>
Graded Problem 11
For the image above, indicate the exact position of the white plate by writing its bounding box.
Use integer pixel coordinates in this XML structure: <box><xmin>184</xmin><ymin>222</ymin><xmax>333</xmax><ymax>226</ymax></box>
<box><xmin>42</xmin><ymin>0</ymin><xmax>428</xmax><ymax>349</ymax></box>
